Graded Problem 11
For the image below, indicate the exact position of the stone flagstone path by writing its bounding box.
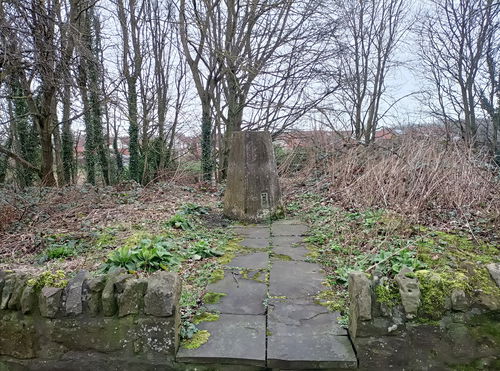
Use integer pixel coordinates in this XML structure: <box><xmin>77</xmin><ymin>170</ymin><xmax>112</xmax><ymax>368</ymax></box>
<box><xmin>176</xmin><ymin>220</ymin><xmax>357</xmax><ymax>370</ymax></box>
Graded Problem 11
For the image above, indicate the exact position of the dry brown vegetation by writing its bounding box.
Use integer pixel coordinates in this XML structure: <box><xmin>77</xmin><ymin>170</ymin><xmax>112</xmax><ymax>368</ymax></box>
<box><xmin>280</xmin><ymin>132</ymin><xmax>500</xmax><ymax>231</ymax></box>
<box><xmin>0</xmin><ymin>182</ymin><xmax>220</xmax><ymax>270</ymax></box>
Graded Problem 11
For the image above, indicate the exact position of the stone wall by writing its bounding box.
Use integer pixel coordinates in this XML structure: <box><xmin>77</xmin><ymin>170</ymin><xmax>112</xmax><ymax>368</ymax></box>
<box><xmin>0</xmin><ymin>269</ymin><xmax>181</xmax><ymax>371</ymax></box>
<box><xmin>348</xmin><ymin>264</ymin><xmax>500</xmax><ymax>371</ymax></box>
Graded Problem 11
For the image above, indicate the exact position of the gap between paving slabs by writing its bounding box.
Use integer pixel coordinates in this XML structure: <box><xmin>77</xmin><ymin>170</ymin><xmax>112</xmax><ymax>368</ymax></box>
<box><xmin>176</xmin><ymin>220</ymin><xmax>357</xmax><ymax>369</ymax></box>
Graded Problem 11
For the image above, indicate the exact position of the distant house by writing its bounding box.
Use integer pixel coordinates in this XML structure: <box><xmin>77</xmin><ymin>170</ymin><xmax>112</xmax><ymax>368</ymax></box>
<box><xmin>274</xmin><ymin>127</ymin><xmax>399</xmax><ymax>150</ymax></box>
<box><xmin>75</xmin><ymin>135</ymin><xmax>130</xmax><ymax>164</ymax></box>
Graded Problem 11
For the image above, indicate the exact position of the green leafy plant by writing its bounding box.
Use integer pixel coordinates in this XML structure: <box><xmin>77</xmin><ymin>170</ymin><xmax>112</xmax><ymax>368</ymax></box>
<box><xmin>46</xmin><ymin>244</ymin><xmax>76</xmax><ymax>260</ymax></box>
<box><xmin>369</xmin><ymin>246</ymin><xmax>426</xmax><ymax>275</ymax></box>
<box><xmin>102</xmin><ymin>238</ymin><xmax>181</xmax><ymax>272</ymax></box>
<box><xmin>167</xmin><ymin>214</ymin><xmax>193</xmax><ymax>230</ymax></box>
<box><xmin>180</xmin><ymin>321</ymin><xmax>199</xmax><ymax>340</ymax></box>
<box><xmin>180</xmin><ymin>203</ymin><xmax>210</xmax><ymax>216</ymax></box>
<box><xmin>187</xmin><ymin>240</ymin><xmax>222</xmax><ymax>260</ymax></box>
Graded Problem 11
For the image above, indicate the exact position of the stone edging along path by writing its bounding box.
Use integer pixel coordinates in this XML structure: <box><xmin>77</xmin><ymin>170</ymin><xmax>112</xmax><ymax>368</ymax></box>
<box><xmin>176</xmin><ymin>220</ymin><xmax>357</xmax><ymax>369</ymax></box>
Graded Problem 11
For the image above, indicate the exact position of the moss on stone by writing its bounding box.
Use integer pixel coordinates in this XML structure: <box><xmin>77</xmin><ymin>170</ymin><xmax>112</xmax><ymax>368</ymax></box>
<box><xmin>468</xmin><ymin>266</ymin><xmax>500</xmax><ymax>296</ymax></box>
<box><xmin>314</xmin><ymin>289</ymin><xmax>348</xmax><ymax>313</ymax></box>
<box><xmin>202</xmin><ymin>292</ymin><xmax>227</xmax><ymax>304</ymax></box>
<box><xmin>416</xmin><ymin>231</ymin><xmax>498</xmax><ymax>270</ymax></box>
<box><xmin>305</xmin><ymin>245</ymin><xmax>320</xmax><ymax>260</ymax></box>
<box><xmin>217</xmin><ymin>239</ymin><xmax>260</xmax><ymax>265</ymax></box>
<box><xmin>468</xmin><ymin>312</ymin><xmax>500</xmax><ymax>345</ymax></box>
<box><xmin>181</xmin><ymin>330</ymin><xmax>210</xmax><ymax>349</ymax></box>
<box><xmin>416</xmin><ymin>270</ymin><xmax>469</xmax><ymax>320</ymax></box>
<box><xmin>374</xmin><ymin>281</ymin><xmax>401</xmax><ymax>308</ymax></box>
<box><xmin>26</xmin><ymin>270</ymin><xmax>68</xmax><ymax>291</ymax></box>
<box><xmin>239</xmin><ymin>269</ymin><xmax>266</xmax><ymax>283</ymax></box>
<box><xmin>192</xmin><ymin>312</ymin><xmax>220</xmax><ymax>325</ymax></box>
<box><xmin>270</xmin><ymin>253</ymin><xmax>293</xmax><ymax>261</ymax></box>
<box><xmin>208</xmin><ymin>269</ymin><xmax>225</xmax><ymax>283</ymax></box>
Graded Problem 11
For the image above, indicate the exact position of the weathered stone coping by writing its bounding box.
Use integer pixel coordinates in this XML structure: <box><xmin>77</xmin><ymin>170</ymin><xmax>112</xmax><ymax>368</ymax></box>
<box><xmin>0</xmin><ymin>269</ymin><xmax>181</xmax><ymax>370</ymax></box>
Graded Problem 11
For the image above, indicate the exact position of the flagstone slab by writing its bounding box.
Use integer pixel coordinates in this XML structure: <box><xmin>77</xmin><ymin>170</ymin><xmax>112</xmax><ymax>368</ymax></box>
<box><xmin>267</xmin><ymin>299</ymin><xmax>355</xmax><ymax>369</ymax></box>
<box><xmin>226</xmin><ymin>252</ymin><xmax>269</xmax><ymax>270</ymax></box>
<box><xmin>178</xmin><ymin>221</ymin><xmax>357</xmax><ymax>369</ymax></box>
<box><xmin>176</xmin><ymin>314</ymin><xmax>266</xmax><ymax>367</ymax></box>
<box><xmin>269</xmin><ymin>261</ymin><xmax>325</xmax><ymax>300</ymax></box>
<box><xmin>271</xmin><ymin>223</ymin><xmax>309</xmax><ymax>237</ymax></box>
<box><xmin>271</xmin><ymin>245</ymin><xmax>310</xmax><ymax>262</ymax></box>
<box><xmin>231</xmin><ymin>226</ymin><xmax>270</xmax><ymax>239</ymax></box>
<box><xmin>239</xmin><ymin>238</ymin><xmax>271</xmax><ymax>249</ymax></box>
<box><xmin>272</xmin><ymin>219</ymin><xmax>304</xmax><ymax>225</ymax></box>
<box><xmin>271</xmin><ymin>235</ymin><xmax>304</xmax><ymax>247</ymax></box>
<box><xmin>205</xmin><ymin>272</ymin><xmax>267</xmax><ymax>315</ymax></box>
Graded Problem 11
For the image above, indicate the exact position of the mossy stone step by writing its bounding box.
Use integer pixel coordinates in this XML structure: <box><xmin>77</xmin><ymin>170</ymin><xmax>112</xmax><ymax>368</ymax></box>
<box><xmin>176</xmin><ymin>314</ymin><xmax>266</xmax><ymax>367</ymax></box>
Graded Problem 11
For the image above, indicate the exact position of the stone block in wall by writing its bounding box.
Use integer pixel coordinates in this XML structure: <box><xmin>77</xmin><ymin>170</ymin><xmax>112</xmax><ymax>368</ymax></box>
<box><xmin>451</xmin><ymin>289</ymin><xmax>468</xmax><ymax>312</ymax></box>
<box><xmin>132</xmin><ymin>316</ymin><xmax>179</xmax><ymax>357</ymax></box>
<box><xmin>64</xmin><ymin>270</ymin><xmax>89</xmax><ymax>316</ymax></box>
<box><xmin>0</xmin><ymin>311</ymin><xmax>36</xmax><ymax>359</ymax></box>
<box><xmin>39</xmin><ymin>287</ymin><xmax>63</xmax><ymax>318</ymax></box>
<box><xmin>118</xmin><ymin>278</ymin><xmax>147</xmax><ymax>317</ymax></box>
<box><xmin>83</xmin><ymin>275</ymin><xmax>107</xmax><ymax>316</ymax></box>
<box><xmin>486</xmin><ymin>263</ymin><xmax>500</xmax><ymax>288</ymax></box>
<box><xmin>20</xmin><ymin>285</ymin><xmax>37</xmax><ymax>315</ymax></box>
<box><xmin>395</xmin><ymin>267</ymin><xmax>420</xmax><ymax>318</ymax></box>
<box><xmin>1</xmin><ymin>273</ymin><xmax>16</xmax><ymax>310</ymax></box>
<box><xmin>102</xmin><ymin>269</ymin><xmax>131</xmax><ymax>316</ymax></box>
<box><xmin>0</xmin><ymin>270</ymin><xmax>6</xmax><ymax>298</ymax></box>
<box><xmin>43</xmin><ymin>316</ymin><xmax>136</xmax><ymax>354</ymax></box>
<box><xmin>7</xmin><ymin>275</ymin><xmax>27</xmax><ymax>310</ymax></box>
<box><xmin>144</xmin><ymin>271</ymin><xmax>180</xmax><ymax>317</ymax></box>
<box><xmin>348</xmin><ymin>272</ymin><xmax>372</xmax><ymax>339</ymax></box>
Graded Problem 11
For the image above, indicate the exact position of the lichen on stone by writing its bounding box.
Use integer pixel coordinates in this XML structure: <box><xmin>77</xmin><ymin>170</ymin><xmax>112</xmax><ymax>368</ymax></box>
<box><xmin>202</xmin><ymin>292</ymin><xmax>226</xmax><ymax>304</ymax></box>
<box><xmin>180</xmin><ymin>330</ymin><xmax>210</xmax><ymax>349</ymax></box>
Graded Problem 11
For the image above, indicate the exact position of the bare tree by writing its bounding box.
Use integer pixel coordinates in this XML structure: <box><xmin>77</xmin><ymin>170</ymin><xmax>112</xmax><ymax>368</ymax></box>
<box><xmin>325</xmin><ymin>0</ymin><xmax>409</xmax><ymax>143</ymax></box>
<box><xmin>0</xmin><ymin>0</ymin><xmax>69</xmax><ymax>185</ymax></box>
<box><xmin>419</xmin><ymin>0</ymin><xmax>499</xmax><ymax>146</ymax></box>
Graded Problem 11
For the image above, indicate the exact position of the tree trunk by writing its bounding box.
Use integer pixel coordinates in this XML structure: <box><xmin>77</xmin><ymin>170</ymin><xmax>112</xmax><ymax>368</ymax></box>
<box><xmin>201</xmin><ymin>97</ymin><xmax>212</xmax><ymax>182</ymax></box>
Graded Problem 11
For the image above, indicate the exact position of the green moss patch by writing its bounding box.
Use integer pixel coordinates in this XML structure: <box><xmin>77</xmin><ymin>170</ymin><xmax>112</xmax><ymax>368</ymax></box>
<box><xmin>270</xmin><ymin>253</ymin><xmax>293</xmax><ymax>261</ymax></box>
<box><xmin>192</xmin><ymin>312</ymin><xmax>220</xmax><ymax>325</ymax></box>
<box><xmin>202</xmin><ymin>292</ymin><xmax>227</xmax><ymax>304</ymax></box>
<box><xmin>374</xmin><ymin>281</ymin><xmax>401</xmax><ymax>308</ymax></box>
<box><xmin>181</xmin><ymin>330</ymin><xmax>210</xmax><ymax>349</ymax></box>
<box><xmin>416</xmin><ymin>270</ymin><xmax>469</xmax><ymax>320</ymax></box>
<box><xmin>26</xmin><ymin>270</ymin><xmax>68</xmax><ymax>291</ymax></box>
<box><xmin>217</xmin><ymin>239</ymin><xmax>259</xmax><ymax>265</ymax></box>
<box><xmin>314</xmin><ymin>289</ymin><xmax>348</xmax><ymax>312</ymax></box>
<box><xmin>208</xmin><ymin>269</ymin><xmax>225</xmax><ymax>283</ymax></box>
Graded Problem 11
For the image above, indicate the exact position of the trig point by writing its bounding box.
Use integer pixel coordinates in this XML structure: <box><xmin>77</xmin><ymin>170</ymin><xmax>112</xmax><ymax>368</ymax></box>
<box><xmin>224</xmin><ymin>131</ymin><xmax>281</xmax><ymax>222</ymax></box>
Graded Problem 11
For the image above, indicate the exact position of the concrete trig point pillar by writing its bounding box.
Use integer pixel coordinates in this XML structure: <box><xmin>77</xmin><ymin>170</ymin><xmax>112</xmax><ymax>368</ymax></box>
<box><xmin>224</xmin><ymin>131</ymin><xmax>281</xmax><ymax>222</ymax></box>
